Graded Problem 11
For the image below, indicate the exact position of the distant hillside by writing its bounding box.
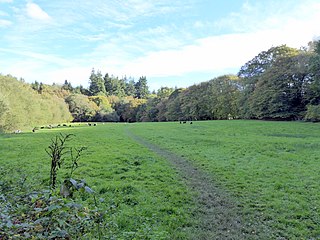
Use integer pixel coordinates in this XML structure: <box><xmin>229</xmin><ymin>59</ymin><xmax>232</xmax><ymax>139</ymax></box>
<box><xmin>0</xmin><ymin>75</ymin><xmax>72</xmax><ymax>132</ymax></box>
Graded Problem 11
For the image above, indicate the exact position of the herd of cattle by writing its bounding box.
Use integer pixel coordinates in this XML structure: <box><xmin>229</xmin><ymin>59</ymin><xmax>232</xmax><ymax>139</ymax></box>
<box><xmin>13</xmin><ymin>122</ymin><xmax>99</xmax><ymax>134</ymax></box>
<box><xmin>180</xmin><ymin>121</ymin><xmax>193</xmax><ymax>124</ymax></box>
<box><xmin>13</xmin><ymin>121</ymin><xmax>194</xmax><ymax>134</ymax></box>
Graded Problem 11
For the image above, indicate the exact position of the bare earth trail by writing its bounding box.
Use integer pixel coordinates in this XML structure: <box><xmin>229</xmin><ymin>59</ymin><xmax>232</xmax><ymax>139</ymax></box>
<box><xmin>126</xmin><ymin>129</ymin><xmax>265</xmax><ymax>240</ymax></box>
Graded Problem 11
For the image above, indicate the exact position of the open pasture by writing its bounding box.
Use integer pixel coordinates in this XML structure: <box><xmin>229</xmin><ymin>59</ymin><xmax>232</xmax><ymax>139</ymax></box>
<box><xmin>128</xmin><ymin>120</ymin><xmax>320</xmax><ymax>239</ymax></box>
<box><xmin>0</xmin><ymin>123</ymin><xmax>194</xmax><ymax>239</ymax></box>
<box><xmin>1</xmin><ymin>120</ymin><xmax>320</xmax><ymax>239</ymax></box>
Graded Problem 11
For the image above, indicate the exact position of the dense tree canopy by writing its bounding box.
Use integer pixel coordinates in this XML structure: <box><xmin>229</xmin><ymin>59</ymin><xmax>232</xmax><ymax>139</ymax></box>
<box><xmin>0</xmin><ymin>75</ymin><xmax>72</xmax><ymax>132</ymax></box>
<box><xmin>1</xmin><ymin>39</ymin><xmax>320</xmax><ymax>131</ymax></box>
<box><xmin>237</xmin><ymin>42</ymin><xmax>320</xmax><ymax>120</ymax></box>
<box><xmin>245</xmin><ymin>52</ymin><xmax>310</xmax><ymax>119</ymax></box>
<box><xmin>238</xmin><ymin>45</ymin><xmax>300</xmax><ymax>118</ymax></box>
<box><xmin>65</xmin><ymin>94</ymin><xmax>99</xmax><ymax>122</ymax></box>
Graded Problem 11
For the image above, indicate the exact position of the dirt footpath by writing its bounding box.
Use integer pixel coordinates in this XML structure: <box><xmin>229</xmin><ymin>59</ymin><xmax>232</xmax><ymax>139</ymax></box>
<box><xmin>127</xmin><ymin>129</ymin><xmax>265</xmax><ymax>240</ymax></box>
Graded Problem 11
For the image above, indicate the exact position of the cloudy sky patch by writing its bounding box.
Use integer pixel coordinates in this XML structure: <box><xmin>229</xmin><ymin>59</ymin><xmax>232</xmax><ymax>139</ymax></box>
<box><xmin>26</xmin><ymin>2</ymin><xmax>51</xmax><ymax>21</ymax></box>
<box><xmin>0</xmin><ymin>0</ymin><xmax>319</xmax><ymax>90</ymax></box>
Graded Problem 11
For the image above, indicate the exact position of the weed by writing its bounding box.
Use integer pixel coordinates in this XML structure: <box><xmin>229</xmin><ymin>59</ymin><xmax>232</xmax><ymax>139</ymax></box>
<box><xmin>0</xmin><ymin>124</ymin><xmax>194</xmax><ymax>239</ymax></box>
<box><xmin>45</xmin><ymin>133</ymin><xmax>73</xmax><ymax>189</ymax></box>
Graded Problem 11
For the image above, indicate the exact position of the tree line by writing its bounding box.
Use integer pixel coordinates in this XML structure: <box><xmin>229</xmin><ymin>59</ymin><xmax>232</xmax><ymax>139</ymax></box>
<box><xmin>0</xmin><ymin>76</ymin><xmax>72</xmax><ymax>132</ymax></box>
<box><xmin>1</xmin><ymin>40</ymin><xmax>320</xmax><ymax>132</ymax></box>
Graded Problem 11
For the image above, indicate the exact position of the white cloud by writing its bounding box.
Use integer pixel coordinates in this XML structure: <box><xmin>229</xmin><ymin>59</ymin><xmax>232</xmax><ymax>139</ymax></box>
<box><xmin>0</xmin><ymin>55</ymin><xmax>91</xmax><ymax>86</ymax></box>
<box><xmin>0</xmin><ymin>48</ymin><xmax>71</xmax><ymax>66</ymax></box>
<box><xmin>0</xmin><ymin>19</ymin><xmax>11</xmax><ymax>27</ymax></box>
<box><xmin>13</xmin><ymin>0</ymin><xmax>318</xmax><ymax>89</ymax></box>
<box><xmin>0</xmin><ymin>0</ymin><xmax>13</xmax><ymax>2</ymax></box>
<box><xmin>49</xmin><ymin>66</ymin><xmax>93</xmax><ymax>86</ymax></box>
<box><xmin>26</xmin><ymin>2</ymin><xmax>51</xmax><ymax>21</ymax></box>
<box><xmin>54</xmin><ymin>0</ymin><xmax>185</xmax><ymax>27</ymax></box>
<box><xmin>121</xmin><ymin>33</ymin><xmax>258</xmax><ymax>78</ymax></box>
<box><xmin>120</xmin><ymin>28</ymin><xmax>314</xmax><ymax>79</ymax></box>
<box><xmin>117</xmin><ymin>0</ymin><xmax>320</xmax><ymax>79</ymax></box>
<box><xmin>1</xmin><ymin>0</ymin><xmax>320</xmax><ymax>90</ymax></box>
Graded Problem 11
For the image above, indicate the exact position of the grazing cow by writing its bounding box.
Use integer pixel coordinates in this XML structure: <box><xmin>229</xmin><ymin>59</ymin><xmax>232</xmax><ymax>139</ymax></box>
<box><xmin>93</xmin><ymin>123</ymin><xmax>97</xmax><ymax>126</ymax></box>
<box><xmin>14</xmin><ymin>130</ymin><xmax>21</xmax><ymax>134</ymax></box>
<box><xmin>183</xmin><ymin>121</ymin><xmax>187</xmax><ymax>124</ymax></box>
<box><xmin>179</xmin><ymin>121</ymin><xmax>182</xmax><ymax>124</ymax></box>
<box><xmin>190</xmin><ymin>121</ymin><xmax>193</xmax><ymax>124</ymax></box>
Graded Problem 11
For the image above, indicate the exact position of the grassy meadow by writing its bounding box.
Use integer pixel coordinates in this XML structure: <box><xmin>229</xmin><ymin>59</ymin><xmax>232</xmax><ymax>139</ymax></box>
<box><xmin>0</xmin><ymin>124</ymin><xmax>195</xmax><ymax>239</ymax></box>
<box><xmin>128</xmin><ymin>120</ymin><xmax>320</xmax><ymax>239</ymax></box>
<box><xmin>1</xmin><ymin>120</ymin><xmax>320</xmax><ymax>239</ymax></box>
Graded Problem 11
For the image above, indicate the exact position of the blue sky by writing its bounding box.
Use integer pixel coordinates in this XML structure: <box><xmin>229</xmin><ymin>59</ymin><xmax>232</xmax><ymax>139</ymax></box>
<box><xmin>0</xmin><ymin>0</ymin><xmax>319</xmax><ymax>90</ymax></box>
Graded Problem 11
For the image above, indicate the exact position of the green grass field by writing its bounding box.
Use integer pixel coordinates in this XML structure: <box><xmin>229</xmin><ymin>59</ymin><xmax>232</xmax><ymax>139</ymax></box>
<box><xmin>1</xmin><ymin>120</ymin><xmax>320</xmax><ymax>239</ymax></box>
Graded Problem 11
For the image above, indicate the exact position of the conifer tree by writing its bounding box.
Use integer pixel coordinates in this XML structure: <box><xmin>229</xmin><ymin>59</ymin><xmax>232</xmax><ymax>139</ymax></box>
<box><xmin>135</xmin><ymin>76</ymin><xmax>149</xmax><ymax>99</ymax></box>
<box><xmin>89</xmin><ymin>69</ymin><xmax>106</xmax><ymax>96</ymax></box>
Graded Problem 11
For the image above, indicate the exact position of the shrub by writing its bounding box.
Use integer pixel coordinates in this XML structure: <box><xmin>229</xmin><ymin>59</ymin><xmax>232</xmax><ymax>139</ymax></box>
<box><xmin>305</xmin><ymin>104</ymin><xmax>320</xmax><ymax>122</ymax></box>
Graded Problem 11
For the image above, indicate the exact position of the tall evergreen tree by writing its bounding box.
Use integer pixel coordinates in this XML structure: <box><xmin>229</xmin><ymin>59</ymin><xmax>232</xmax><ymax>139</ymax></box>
<box><xmin>115</xmin><ymin>78</ymin><xmax>126</xmax><ymax>97</ymax></box>
<box><xmin>89</xmin><ymin>69</ymin><xmax>106</xmax><ymax>96</ymax></box>
<box><xmin>135</xmin><ymin>76</ymin><xmax>149</xmax><ymax>99</ymax></box>
<box><xmin>125</xmin><ymin>78</ymin><xmax>136</xmax><ymax>96</ymax></box>
<box><xmin>104</xmin><ymin>73</ymin><xmax>113</xmax><ymax>95</ymax></box>
<box><xmin>104</xmin><ymin>73</ymin><xmax>126</xmax><ymax>97</ymax></box>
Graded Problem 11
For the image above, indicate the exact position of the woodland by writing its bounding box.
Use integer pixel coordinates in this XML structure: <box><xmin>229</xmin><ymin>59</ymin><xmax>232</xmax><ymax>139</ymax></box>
<box><xmin>1</xmin><ymin>40</ymin><xmax>320</xmax><ymax>132</ymax></box>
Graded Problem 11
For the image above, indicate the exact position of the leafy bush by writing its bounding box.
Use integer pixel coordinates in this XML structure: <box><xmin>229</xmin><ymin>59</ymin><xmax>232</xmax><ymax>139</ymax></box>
<box><xmin>304</xmin><ymin>104</ymin><xmax>320</xmax><ymax>122</ymax></box>
<box><xmin>0</xmin><ymin>177</ymin><xmax>102</xmax><ymax>239</ymax></box>
<box><xmin>0</xmin><ymin>134</ymin><xmax>103</xmax><ymax>239</ymax></box>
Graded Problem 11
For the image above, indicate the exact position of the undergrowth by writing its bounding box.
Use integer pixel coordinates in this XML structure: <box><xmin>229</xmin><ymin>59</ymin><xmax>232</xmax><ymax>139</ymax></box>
<box><xmin>0</xmin><ymin>178</ymin><xmax>100</xmax><ymax>239</ymax></box>
<box><xmin>0</xmin><ymin>125</ymin><xmax>195</xmax><ymax>239</ymax></box>
<box><xmin>0</xmin><ymin>133</ymin><xmax>103</xmax><ymax>239</ymax></box>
